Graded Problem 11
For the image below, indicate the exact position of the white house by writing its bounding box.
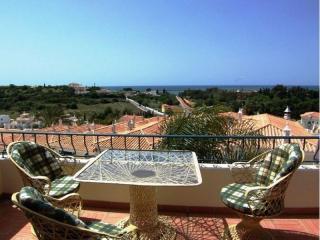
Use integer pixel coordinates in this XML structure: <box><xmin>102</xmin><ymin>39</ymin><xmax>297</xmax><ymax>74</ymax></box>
<box><xmin>300</xmin><ymin>112</ymin><xmax>320</xmax><ymax>132</ymax></box>
<box><xmin>0</xmin><ymin>115</ymin><xmax>10</xmax><ymax>128</ymax></box>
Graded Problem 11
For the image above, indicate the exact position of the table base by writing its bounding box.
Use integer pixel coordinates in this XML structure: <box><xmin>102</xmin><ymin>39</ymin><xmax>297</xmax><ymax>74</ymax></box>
<box><xmin>117</xmin><ymin>217</ymin><xmax>176</xmax><ymax>240</ymax></box>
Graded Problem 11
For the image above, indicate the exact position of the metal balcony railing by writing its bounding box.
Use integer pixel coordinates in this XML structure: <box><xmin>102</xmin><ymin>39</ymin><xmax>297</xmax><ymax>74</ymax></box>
<box><xmin>0</xmin><ymin>130</ymin><xmax>319</xmax><ymax>163</ymax></box>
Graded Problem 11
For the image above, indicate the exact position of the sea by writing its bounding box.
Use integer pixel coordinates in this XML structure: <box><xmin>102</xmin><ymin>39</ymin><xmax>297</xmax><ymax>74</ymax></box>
<box><xmin>104</xmin><ymin>85</ymin><xmax>318</xmax><ymax>95</ymax></box>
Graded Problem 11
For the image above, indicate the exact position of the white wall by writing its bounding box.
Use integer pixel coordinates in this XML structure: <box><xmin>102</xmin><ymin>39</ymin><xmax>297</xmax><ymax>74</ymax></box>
<box><xmin>0</xmin><ymin>159</ymin><xmax>318</xmax><ymax>210</ymax></box>
<box><xmin>78</xmin><ymin>164</ymin><xmax>319</xmax><ymax>209</ymax></box>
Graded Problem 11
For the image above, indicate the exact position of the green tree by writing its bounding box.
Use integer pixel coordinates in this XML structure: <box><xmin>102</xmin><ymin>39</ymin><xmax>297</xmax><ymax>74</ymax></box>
<box><xmin>41</xmin><ymin>105</ymin><xmax>64</xmax><ymax>126</ymax></box>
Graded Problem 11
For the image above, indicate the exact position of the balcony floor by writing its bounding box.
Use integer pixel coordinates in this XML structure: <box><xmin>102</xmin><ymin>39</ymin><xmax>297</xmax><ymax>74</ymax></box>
<box><xmin>0</xmin><ymin>199</ymin><xmax>318</xmax><ymax>240</ymax></box>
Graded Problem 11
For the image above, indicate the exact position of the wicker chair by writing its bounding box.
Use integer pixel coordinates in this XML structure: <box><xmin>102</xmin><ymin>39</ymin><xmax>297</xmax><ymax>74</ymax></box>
<box><xmin>220</xmin><ymin>143</ymin><xmax>304</xmax><ymax>240</ymax></box>
<box><xmin>7</xmin><ymin>141</ymin><xmax>80</xmax><ymax>198</ymax></box>
<box><xmin>12</xmin><ymin>187</ymin><xmax>136</xmax><ymax>240</ymax></box>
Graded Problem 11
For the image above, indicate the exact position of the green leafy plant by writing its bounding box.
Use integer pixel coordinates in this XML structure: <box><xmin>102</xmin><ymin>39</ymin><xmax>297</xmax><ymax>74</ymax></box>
<box><xmin>159</xmin><ymin>106</ymin><xmax>263</xmax><ymax>163</ymax></box>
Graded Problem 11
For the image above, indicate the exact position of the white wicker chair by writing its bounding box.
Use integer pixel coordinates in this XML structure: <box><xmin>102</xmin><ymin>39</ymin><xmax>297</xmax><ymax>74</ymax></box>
<box><xmin>220</xmin><ymin>143</ymin><xmax>304</xmax><ymax>240</ymax></box>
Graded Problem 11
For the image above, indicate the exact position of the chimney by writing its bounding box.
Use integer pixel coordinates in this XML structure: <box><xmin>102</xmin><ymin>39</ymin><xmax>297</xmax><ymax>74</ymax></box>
<box><xmin>283</xmin><ymin>123</ymin><xmax>291</xmax><ymax>143</ymax></box>
<box><xmin>72</xmin><ymin>115</ymin><xmax>78</xmax><ymax>126</ymax></box>
<box><xmin>52</xmin><ymin>123</ymin><xmax>56</xmax><ymax>132</ymax></box>
<box><xmin>238</xmin><ymin>108</ymin><xmax>243</xmax><ymax>123</ymax></box>
<box><xmin>284</xmin><ymin>106</ymin><xmax>291</xmax><ymax>120</ymax></box>
<box><xmin>91</xmin><ymin>121</ymin><xmax>95</xmax><ymax>133</ymax></box>
<box><xmin>128</xmin><ymin>119</ymin><xmax>134</xmax><ymax>130</ymax></box>
<box><xmin>4</xmin><ymin>123</ymin><xmax>10</xmax><ymax>130</ymax></box>
<box><xmin>112</xmin><ymin>120</ymin><xmax>116</xmax><ymax>133</ymax></box>
<box><xmin>58</xmin><ymin>119</ymin><xmax>63</xmax><ymax>126</ymax></box>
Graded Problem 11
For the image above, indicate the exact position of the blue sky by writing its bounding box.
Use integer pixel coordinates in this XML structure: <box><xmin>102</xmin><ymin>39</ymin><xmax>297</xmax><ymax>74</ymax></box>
<box><xmin>0</xmin><ymin>0</ymin><xmax>318</xmax><ymax>86</ymax></box>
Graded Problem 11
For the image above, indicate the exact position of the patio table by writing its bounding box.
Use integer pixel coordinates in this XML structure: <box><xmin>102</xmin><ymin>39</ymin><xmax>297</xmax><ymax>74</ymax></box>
<box><xmin>73</xmin><ymin>149</ymin><xmax>202</xmax><ymax>240</ymax></box>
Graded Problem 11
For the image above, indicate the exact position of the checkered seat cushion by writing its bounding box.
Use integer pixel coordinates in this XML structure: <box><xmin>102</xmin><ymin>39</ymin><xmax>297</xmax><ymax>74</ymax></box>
<box><xmin>49</xmin><ymin>176</ymin><xmax>80</xmax><ymax>198</ymax></box>
<box><xmin>220</xmin><ymin>183</ymin><xmax>257</xmax><ymax>214</ymax></box>
<box><xmin>19</xmin><ymin>187</ymin><xmax>125</xmax><ymax>237</ymax></box>
<box><xmin>10</xmin><ymin>142</ymin><xmax>79</xmax><ymax>197</ymax></box>
<box><xmin>86</xmin><ymin>221</ymin><xmax>124</xmax><ymax>236</ymax></box>
<box><xmin>221</xmin><ymin>144</ymin><xmax>303</xmax><ymax>216</ymax></box>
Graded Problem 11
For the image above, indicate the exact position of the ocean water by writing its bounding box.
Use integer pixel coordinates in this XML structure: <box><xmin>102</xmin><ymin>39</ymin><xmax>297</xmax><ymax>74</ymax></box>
<box><xmin>104</xmin><ymin>85</ymin><xmax>318</xmax><ymax>94</ymax></box>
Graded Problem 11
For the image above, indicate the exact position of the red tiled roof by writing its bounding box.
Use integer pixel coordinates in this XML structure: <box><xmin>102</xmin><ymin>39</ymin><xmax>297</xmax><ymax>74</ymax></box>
<box><xmin>300</xmin><ymin>112</ymin><xmax>320</xmax><ymax>118</ymax></box>
<box><xmin>45</xmin><ymin>116</ymin><xmax>164</xmax><ymax>154</ymax></box>
<box><xmin>220</xmin><ymin>112</ymin><xmax>243</xmax><ymax>119</ymax></box>
<box><xmin>245</xmin><ymin>114</ymin><xmax>318</xmax><ymax>152</ymax></box>
<box><xmin>118</xmin><ymin>115</ymin><xmax>144</xmax><ymax>123</ymax></box>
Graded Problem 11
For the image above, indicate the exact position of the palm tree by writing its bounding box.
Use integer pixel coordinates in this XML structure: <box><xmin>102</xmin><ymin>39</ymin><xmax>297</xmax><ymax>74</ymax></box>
<box><xmin>159</xmin><ymin>106</ymin><xmax>262</xmax><ymax>163</ymax></box>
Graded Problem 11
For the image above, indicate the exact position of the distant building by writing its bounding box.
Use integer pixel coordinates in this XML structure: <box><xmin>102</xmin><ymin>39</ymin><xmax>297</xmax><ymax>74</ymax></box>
<box><xmin>0</xmin><ymin>115</ymin><xmax>10</xmax><ymax>128</ymax></box>
<box><xmin>300</xmin><ymin>112</ymin><xmax>320</xmax><ymax>133</ymax></box>
<box><xmin>11</xmin><ymin>113</ymin><xmax>42</xmax><ymax>129</ymax></box>
<box><xmin>62</xmin><ymin>114</ymin><xmax>79</xmax><ymax>126</ymax></box>
<box><xmin>144</xmin><ymin>90</ymin><xmax>159</xmax><ymax>96</ymax></box>
<box><xmin>69</xmin><ymin>83</ymin><xmax>88</xmax><ymax>95</ymax></box>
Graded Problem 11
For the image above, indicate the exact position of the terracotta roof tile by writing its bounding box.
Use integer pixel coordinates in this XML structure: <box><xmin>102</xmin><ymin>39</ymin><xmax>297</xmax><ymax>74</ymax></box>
<box><xmin>300</xmin><ymin>112</ymin><xmax>320</xmax><ymax>118</ymax></box>
<box><xmin>246</xmin><ymin>114</ymin><xmax>318</xmax><ymax>152</ymax></box>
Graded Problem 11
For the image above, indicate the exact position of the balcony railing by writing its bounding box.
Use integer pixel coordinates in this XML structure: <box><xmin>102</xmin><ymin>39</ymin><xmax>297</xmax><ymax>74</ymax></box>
<box><xmin>0</xmin><ymin>130</ymin><xmax>319</xmax><ymax>163</ymax></box>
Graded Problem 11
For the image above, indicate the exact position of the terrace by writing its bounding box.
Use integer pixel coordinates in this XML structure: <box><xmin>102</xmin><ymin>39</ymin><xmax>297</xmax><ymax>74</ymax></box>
<box><xmin>0</xmin><ymin>131</ymin><xmax>319</xmax><ymax>239</ymax></box>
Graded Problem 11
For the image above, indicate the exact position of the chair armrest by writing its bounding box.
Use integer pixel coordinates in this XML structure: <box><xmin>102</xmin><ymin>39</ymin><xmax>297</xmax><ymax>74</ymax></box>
<box><xmin>25</xmin><ymin>175</ymin><xmax>52</xmax><ymax>196</ymax></box>
<box><xmin>58</xmin><ymin>156</ymin><xmax>82</xmax><ymax>175</ymax></box>
<box><xmin>247</xmin><ymin>150</ymin><xmax>272</xmax><ymax>165</ymax></box>
<box><xmin>229</xmin><ymin>150</ymin><xmax>273</xmax><ymax>184</ymax></box>
<box><xmin>46</xmin><ymin>193</ymin><xmax>82</xmax><ymax>217</ymax></box>
<box><xmin>244</xmin><ymin>174</ymin><xmax>292</xmax><ymax>216</ymax></box>
<box><xmin>229</xmin><ymin>162</ymin><xmax>255</xmax><ymax>183</ymax></box>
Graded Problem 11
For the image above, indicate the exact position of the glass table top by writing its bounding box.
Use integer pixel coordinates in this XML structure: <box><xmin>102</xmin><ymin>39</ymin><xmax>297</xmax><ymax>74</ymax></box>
<box><xmin>73</xmin><ymin>149</ymin><xmax>202</xmax><ymax>186</ymax></box>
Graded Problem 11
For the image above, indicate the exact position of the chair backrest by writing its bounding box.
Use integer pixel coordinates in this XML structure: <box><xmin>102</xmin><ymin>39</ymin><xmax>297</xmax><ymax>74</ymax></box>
<box><xmin>255</xmin><ymin>143</ymin><xmax>304</xmax><ymax>186</ymax></box>
<box><xmin>11</xmin><ymin>189</ymin><xmax>99</xmax><ymax>240</ymax></box>
<box><xmin>12</xmin><ymin>187</ymin><xmax>122</xmax><ymax>240</ymax></box>
<box><xmin>19</xmin><ymin>186</ymin><xmax>86</xmax><ymax>226</ymax></box>
<box><xmin>8</xmin><ymin>141</ymin><xmax>63</xmax><ymax>180</ymax></box>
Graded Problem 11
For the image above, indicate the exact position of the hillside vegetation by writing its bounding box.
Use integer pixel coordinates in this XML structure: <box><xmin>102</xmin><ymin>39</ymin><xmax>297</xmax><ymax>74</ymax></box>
<box><xmin>179</xmin><ymin>85</ymin><xmax>319</xmax><ymax>119</ymax></box>
<box><xmin>0</xmin><ymin>85</ymin><xmax>139</xmax><ymax>125</ymax></box>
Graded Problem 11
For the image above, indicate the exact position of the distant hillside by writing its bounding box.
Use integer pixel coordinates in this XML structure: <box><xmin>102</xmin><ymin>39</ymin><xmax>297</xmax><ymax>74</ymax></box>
<box><xmin>0</xmin><ymin>85</ymin><xmax>140</xmax><ymax>125</ymax></box>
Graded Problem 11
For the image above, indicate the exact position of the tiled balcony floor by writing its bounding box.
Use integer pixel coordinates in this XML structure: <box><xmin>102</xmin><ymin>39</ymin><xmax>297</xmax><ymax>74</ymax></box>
<box><xmin>0</xmin><ymin>199</ymin><xmax>318</xmax><ymax>240</ymax></box>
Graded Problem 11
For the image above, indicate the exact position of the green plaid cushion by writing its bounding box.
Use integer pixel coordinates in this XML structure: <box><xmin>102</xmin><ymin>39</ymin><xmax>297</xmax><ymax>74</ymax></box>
<box><xmin>255</xmin><ymin>144</ymin><xmax>302</xmax><ymax>185</ymax></box>
<box><xmin>20</xmin><ymin>186</ymin><xmax>46</xmax><ymax>202</ymax></box>
<box><xmin>275</xmin><ymin>144</ymin><xmax>302</xmax><ymax>180</ymax></box>
<box><xmin>11</xmin><ymin>149</ymin><xmax>33</xmax><ymax>173</ymax></box>
<box><xmin>49</xmin><ymin>176</ymin><xmax>80</xmax><ymax>198</ymax></box>
<box><xmin>11</xmin><ymin>142</ymin><xmax>63</xmax><ymax>180</ymax></box>
<box><xmin>220</xmin><ymin>183</ymin><xmax>257</xmax><ymax>214</ymax></box>
<box><xmin>86</xmin><ymin>221</ymin><xmax>124</xmax><ymax>236</ymax></box>
<box><xmin>19</xmin><ymin>186</ymin><xmax>86</xmax><ymax>227</ymax></box>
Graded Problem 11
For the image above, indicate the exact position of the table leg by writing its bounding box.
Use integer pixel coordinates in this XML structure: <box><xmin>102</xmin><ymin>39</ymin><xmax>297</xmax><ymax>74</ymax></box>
<box><xmin>117</xmin><ymin>185</ymin><xmax>176</xmax><ymax>239</ymax></box>
<box><xmin>129</xmin><ymin>185</ymin><xmax>158</xmax><ymax>231</ymax></box>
